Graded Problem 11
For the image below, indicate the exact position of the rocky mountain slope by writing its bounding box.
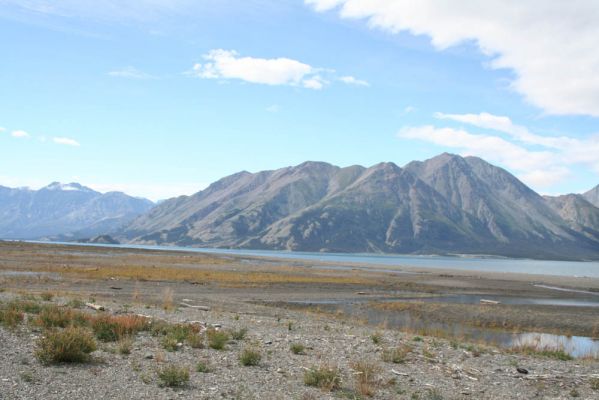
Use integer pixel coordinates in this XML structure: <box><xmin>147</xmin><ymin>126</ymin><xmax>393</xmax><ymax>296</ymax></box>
<box><xmin>120</xmin><ymin>154</ymin><xmax>599</xmax><ymax>260</ymax></box>
<box><xmin>584</xmin><ymin>184</ymin><xmax>599</xmax><ymax>207</ymax></box>
<box><xmin>0</xmin><ymin>182</ymin><xmax>153</xmax><ymax>239</ymax></box>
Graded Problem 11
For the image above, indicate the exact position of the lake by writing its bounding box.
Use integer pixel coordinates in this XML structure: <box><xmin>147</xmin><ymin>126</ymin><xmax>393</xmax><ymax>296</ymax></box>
<box><xmin>24</xmin><ymin>240</ymin><xmax>599</xmax><ymax>278</ymax></box>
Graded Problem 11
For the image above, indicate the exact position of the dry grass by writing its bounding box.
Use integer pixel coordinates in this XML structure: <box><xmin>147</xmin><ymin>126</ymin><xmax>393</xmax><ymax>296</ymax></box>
<box><xmin>35</xmin><ymin>326</ymin><xmax>97</xmax><ymax>364</ymax></box>
<box><xmin>382</xmin><ymin>344</ymin><xmax>412</xmax><ymax>364</ymax></box>
<box><xmin>0</xmin><ymin>308</ymin><xmax>24</xmax><ymax>329</ymax></box>
<box><xmin>91</xmin><ymin>314</ymin><xmax>151</xmax><ymax>342</ymax></box>
<box><xmin>350</xmin><ymin>359</ymin><xmax>381</xmax><ymax>397</ymax></box>
<box><xmin>161</xmin><ymin>287</ymin><xmax>174</xmax><ymax>311</ymax></box>
<box><xmin>304</xmin><ymin>364</ymin><xmax>341</xmax><ymax>391</ymax></box>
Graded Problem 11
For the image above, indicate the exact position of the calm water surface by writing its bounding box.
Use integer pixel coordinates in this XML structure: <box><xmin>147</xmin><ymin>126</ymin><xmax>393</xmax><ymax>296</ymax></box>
<box><xmin>24</xmin><ymin>241</ymin><xmax>599</xmax><ymax>278</ymax></box>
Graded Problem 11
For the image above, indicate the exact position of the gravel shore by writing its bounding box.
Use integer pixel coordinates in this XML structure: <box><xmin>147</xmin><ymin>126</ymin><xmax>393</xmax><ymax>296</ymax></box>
<box><xmin>1</xmin><ymin>292</ymin><xmax>598</xmax><ymax>400</ymax></box>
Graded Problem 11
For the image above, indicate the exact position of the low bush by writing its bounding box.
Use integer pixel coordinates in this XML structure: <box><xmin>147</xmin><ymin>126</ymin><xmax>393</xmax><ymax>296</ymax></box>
<box><xmin>290</xmin><ymin>343</ymin><xmax>305</xmax><ymax>355</ymax></box>
<box><xmin>157</xmin><ymin>364</ymin><xmax>189</xmax><ymax>387</ymax></box>
<box><xmin>303</xmin><ymin>364</ymin><xmax>341</xmax><ymax>391</ymax></box>
<box><xmin>239</xmin><ymin>348</ymin><xmax>261</xmax><ymax>366</ymax></box>
<box><xmin>207</xmin><ymin>329</ymin><xmax>229</xmax><ymax>350</ymax></box>
<box><xmin>187</xmin><ymin>332</ymin><xmax>205</xmax><ymax>349</ymax></box>
<box><xmin>91</xmin><ymin>314</ymin><xmax>150</xmax><ymax>342</ymax></box>
<box><xmin>161</xmin><ymin>334</ymin><xmax>180</xmax><ymax>352</ymax></box>
<box><xmin>230</xmin><ymin>327</ymin><xmax>248</xmax><ymax>341</ymax></box>
<box><xmin>35</xmin><ymin>326</ymin><xmax>97</xmax><ymax>364</ymax></box>
<box><xmin>35</xmin><ymin>306</ymin><xmax>81</xmax><ymax>329</ymax></box>
<box><xmin>196</xmin><ymin>360</ymin><xmax>211</xmax><ymax>373</ymax></box>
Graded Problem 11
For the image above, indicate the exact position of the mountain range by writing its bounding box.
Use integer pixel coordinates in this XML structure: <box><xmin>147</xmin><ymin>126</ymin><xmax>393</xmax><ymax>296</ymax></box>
<box><xmin>116</xmin><ymin>153</ymin><xmax>599</xmax><ymax>260</ymax></box>
<box><xmin>0</xmin><ymin>182</ymin><xmax>154</xmax><ymax>240</ymax></box>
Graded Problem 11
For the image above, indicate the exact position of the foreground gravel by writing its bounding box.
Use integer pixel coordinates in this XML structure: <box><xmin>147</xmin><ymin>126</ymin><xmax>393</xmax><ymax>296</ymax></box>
<box><xmin>1</xmin><ymin>293</ymin><xmax>598</xmax><ymax>400</ymax></box>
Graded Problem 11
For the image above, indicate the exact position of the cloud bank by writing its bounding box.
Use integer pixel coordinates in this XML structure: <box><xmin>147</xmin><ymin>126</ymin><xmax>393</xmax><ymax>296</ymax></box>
<box><xmin>399</xmin><ymin>112</ymin><xmax>599</xmax><ymax>189</ymax></box>
<box><xmin>306</xmin><ymin>0</ymin><xmax>599</xmax><ymax>116</ymax></box>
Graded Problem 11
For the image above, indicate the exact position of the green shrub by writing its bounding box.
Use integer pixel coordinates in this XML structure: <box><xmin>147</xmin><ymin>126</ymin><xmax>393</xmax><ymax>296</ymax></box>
<box><xmin>187</xmin><ymin>332</ymin><xmax>205</xmax><ymax>349</ymax></box>
<box><xmin>290</xmin><ymin>343</ymin><xmax>305</xmax><ymax>355</ymax></box>
<box><xmin>371</xmin><ymin>332</ymin><xmax>383</xmax><ymax>345</ymax></box>
<box><xmin>35</xmin><ymin>326</ymin><xmax>97</xmax><ymax>364</ymax></box>
<box><xmin>207</xmin><ymin>329</ymin><xmax>229</xmax><ymax>350</ymax></box>
<box><xmin>239</xmin><ymin>348</ymin><xmax>261</xmax><ymax>366</ymax></box>
<box><xmin>161</xmin><ymin>334</ymin><xmax>180</xmax><ymax>352</ymax></box>
<box><xmin>196</xmin><ymin>360</ymin><xmax>211</xmax><ymax>373</ymax></box>
<box><xmin>8</xmin><ymin>300</ymin><xmax>43</xmax><ymax>314</ymax></box>
<box><xmin>230</xmin><ymin>327</ymin><xmax>248</xmax><ymax>341</ymax></box>
<box><xmin>171</xmin><ymin>324</ymin><xmax>194</xmax><ymax>341</ymax></box>
<box><xmin>157</xmin><ymin>364</ymin><xmax>189</xmax><ymax>387</ymax></box>
<box><xmin>304</xmin><ymin>365</ymin><xmax>341</xmax><ymax>391</ymax></box>
<box><xmin>67</xmin><ymin>299</ymin><xmax>86</xmax><ymax>309</ymax></box>
<box><xmin>35</xmin><ymin>306</ymin><xmax>80</xmax><ymax>329</ymax></box>
<box><xmin>590</xmin><ymin>378</ymin><xmax>599</xmax><ymax>391</ymax></box>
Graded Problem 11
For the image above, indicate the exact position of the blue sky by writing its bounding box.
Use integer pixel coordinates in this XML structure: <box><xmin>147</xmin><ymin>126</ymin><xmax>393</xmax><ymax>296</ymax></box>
<box><xmin>1</xmin><ymin>0</ymin><xmax>599</xmax><ymax>200</ymax></box>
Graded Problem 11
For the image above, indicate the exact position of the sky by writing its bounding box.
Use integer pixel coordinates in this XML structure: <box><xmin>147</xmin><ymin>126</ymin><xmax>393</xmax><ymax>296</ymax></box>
<box><xmin>1</xmin><ymin>0</ymin><xmax>599</xmax><ymax>201</ymax></box>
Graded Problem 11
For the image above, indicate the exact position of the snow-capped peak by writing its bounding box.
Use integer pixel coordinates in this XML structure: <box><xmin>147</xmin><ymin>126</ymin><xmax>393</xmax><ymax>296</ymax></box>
<box><xmin>44</xmin><ymin>182</ymin><xmax>94</xmax><ymax>192</ymax></box>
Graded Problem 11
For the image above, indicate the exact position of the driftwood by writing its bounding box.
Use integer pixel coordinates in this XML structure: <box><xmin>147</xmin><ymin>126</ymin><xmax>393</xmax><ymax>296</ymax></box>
<box><xmin>391</xmin><ymin>369</ymin><xmax>409</xmax><ymax>376</ymax></box>
<box><xmin>179</xmin><ymin>302</ymin><xmax>210</xmax><ymax>311</ymax></box>
<box><xmin>480</xmin><ymin>299</ymin><xmax>501</xmax><ymax>305</ymax></box>
<box><xmin>85</xmin><ymin>302</ymin><xmax>106</xmax><ymax>311</ymax></box>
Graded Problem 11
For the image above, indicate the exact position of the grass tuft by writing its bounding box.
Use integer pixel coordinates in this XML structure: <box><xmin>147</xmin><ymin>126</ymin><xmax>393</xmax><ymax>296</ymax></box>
<box><xmin>35</xmin><ymin>326</ymin><xmax>96</xmax><ymax>364</ymax></box>
<box><xmin>207</xmin><ymin>329</ymin><xmax>229</xmax><ymax>350</ymax></box>
<box><xmin>157</xmin><ymin>364</ymin><xmax>189</xmax><ymax>388</ymax></box>
<box><xmin>304</xmin><ymin>364</ymin><xmax>341</xmax><ymax>391</ymax></box>
<box><xmin>0</xmin><ymin>308</ymin><xmax>24</xmax><ymax>329</ymax></box>
<box><xmin>230</xmin><ymin>327</ymin><xmax>248</xmax><ymax>341</ymax></box>
<box><xmin>382</xmin><ymin>344</ymin><xmax>412</xmax><ymax>364</ymax></box>
<box><xmin>350</xmin><ymin>359</ymin><xmax>380</xmax><ymax>397</ymax></box>
<box><xmin>290</xmin><ymin>343</ymin><xmax>305</xmax><ymax>355</ymax></box>
<box><xmin>239</xmin><ymin>347</ymin><xmax>261</xmax><ymax>366</ymax></box>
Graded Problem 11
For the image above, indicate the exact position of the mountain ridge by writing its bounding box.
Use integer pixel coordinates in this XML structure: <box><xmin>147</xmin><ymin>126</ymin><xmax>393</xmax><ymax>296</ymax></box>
<box><xmin>118</xmin><ymin>154</ymin><xmax>599</xmax><ymax>260</ymax></box>
<box><xmin>0</xmin><ymin>183</ymin><xmax>154</xmax><ymax>240</ymax></box>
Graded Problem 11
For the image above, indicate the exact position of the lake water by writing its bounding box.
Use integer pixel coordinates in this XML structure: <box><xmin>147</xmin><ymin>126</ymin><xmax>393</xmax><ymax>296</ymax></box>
<box><xmin>285</xmin><ymin>301</ymin><xmax>599</xmax><ymax>358</ymax></box>
<box><xmin>23</xmin><ymin>240</ymin><xmax>599</xmax><ymax>278</ymax></box>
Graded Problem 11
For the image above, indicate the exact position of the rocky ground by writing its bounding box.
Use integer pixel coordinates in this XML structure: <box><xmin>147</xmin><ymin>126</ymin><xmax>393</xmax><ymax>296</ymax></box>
<box><xmin>1</xmin><ymin>291</ymin><xmax>598</xmax><ymax>400</ymax></box>
<box><xmin>1</xmin><ymin>242</ymin><xmax>599</xmax><ymax>399</ymax></box>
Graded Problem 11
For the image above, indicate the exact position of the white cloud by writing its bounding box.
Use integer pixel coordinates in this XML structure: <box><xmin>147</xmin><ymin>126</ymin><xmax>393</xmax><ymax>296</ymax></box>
<box><xmin>433</xmin><ymin>112</ymin><xmax>599</xmax><ymax>173</ymax></box>
<box><xmin>192</xmin><ymin>49</ymin><xmax>321</xmax><ymax>88</ymax></box>
<box><xmin>0</xmin><ymin>127</ymin><xmax>6</xmax><ymax>133</ymax></box>
<box><xmin>191</xmin><ymin>49</ymin><xmax>361</xmax><ymax>91</ymax></box>
<box><xmin>306</xmin><ymin>0</ymin><xmax>599</xmax><ymax>117</ymax></box>
<box><xmin>53</xmin><ymin>137</ymin><xmax>80</xmax><ymax>146</ymax></box>
<box><xmin>302</xmin><ymin>75</ymin><xmax>328</xmax><ymax>90</ymax></box>
<box><xmin>11</xmin><ymin>130</ymin><xmax>30</xmax><ymax>138</ymax></box>
<box><xmin>266</xmin><ymin>104</ymin><xmax>280</xmax><ymax>113</ymax></box>
<box><xmin>108</xmin><ymin>66</ymin><xmax>155</xmax><ymax>79</ymax></box>
<box><xmin>399</xmin><ymin>111</ymin><xmax>599</xmax><ymax>189</ymax></box>
<box><xmin>339</xmin><ymin>75</ymin><xmax>369</xmax><ymax>87</ymax></box>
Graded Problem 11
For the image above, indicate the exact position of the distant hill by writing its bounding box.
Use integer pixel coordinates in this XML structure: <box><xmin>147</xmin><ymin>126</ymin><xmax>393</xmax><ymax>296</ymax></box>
<box><xmin>0</xmin><ymin>182</ymin><xmax>154</xmax><ymax>239</ymax></box>
<box><xmin>119</xmin><ymin>154</ymin><xmax>599</xmax><ymax>260</ymax></box>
